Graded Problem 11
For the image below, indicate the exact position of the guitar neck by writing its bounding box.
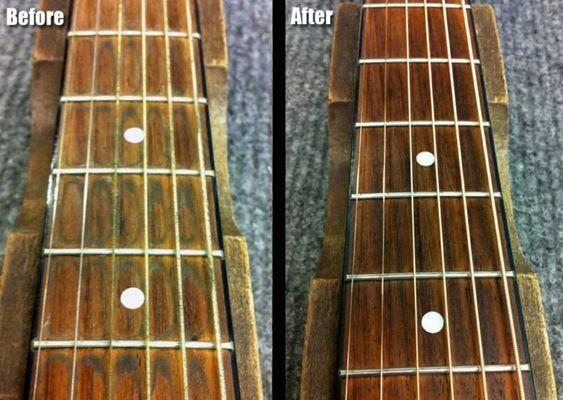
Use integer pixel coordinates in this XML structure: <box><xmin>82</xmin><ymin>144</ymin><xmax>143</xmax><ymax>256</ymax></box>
<box><xmin>29</xmin><ymin>0</ymin><xmax>238</xmax><ymax>398</ymax></box>
<box><xmin>340</xmin><ymin>1</ymin><xmax>533</xmax><ymax>398</ymax></box>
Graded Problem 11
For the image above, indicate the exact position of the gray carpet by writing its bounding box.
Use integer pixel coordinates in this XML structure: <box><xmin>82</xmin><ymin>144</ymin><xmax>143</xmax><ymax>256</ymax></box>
<box><xmin>0</xmin><ymin>0</ymin><xmax>272</xmax><ymax>398</ymax></box>
<box><xmin>286</xmin><ymin>1</ymin><xmax>561</xmax><ymax>399</ymax></box>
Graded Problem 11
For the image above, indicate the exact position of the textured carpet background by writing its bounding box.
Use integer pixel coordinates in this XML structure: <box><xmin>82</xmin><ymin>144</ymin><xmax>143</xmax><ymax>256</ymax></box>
<box><xmin>0</xmin><ymin>0</ymin><xmax>272</xmax><ymax>398</ymax></box>
<box><xmin>286</xmin><ymin>1</ymin><xmax>561</xmax><ymax>399</ymax></box>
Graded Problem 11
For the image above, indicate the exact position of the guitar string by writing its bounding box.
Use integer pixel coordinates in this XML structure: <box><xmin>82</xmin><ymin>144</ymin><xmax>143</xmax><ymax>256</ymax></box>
<box><xmin>108</xmin><ymin>0</ymin><xmax>125</xmax><ymax>396</ymax></box>
<box><xmin>183</xmin><ymin>0</ymin><xmax>228</xmax><ymax>397</ymax></box>
<box><xmin>459</xmin><ymin>1</ymin><xmax>526</xmax><ymax>397</ymax></box>
<box><xmin>440</xmin><ymin>0</ymin><xmax>489</xmax><ymax>396</ymax></box>
<box><xmin>405</xmin><ymin>3</ymin><xmax>422</xmax><ymax>397</ymax></box>
<box><xmin>162</xmin><ymin>0</ymin><xmax>191</xmax><ymax>396</ymax></box>
<box><xmin>141</xmin><ymin>0</ymin><xmax>152</xmax><ymax>394</ymax></box>
<box><xmin>68</xmin><ymin>0</ymin><xmax>103</xmax><ymax>397</ymax></box>
<box><xmin>30</xmin><ymin>2</ymin><xmax>81</xmax><ymax>396</ymax></box>
<box><xmin>378</xmin><ymin>3</ymin><xmax>389</xmax><ymax>398</ymax></box>
<box><xmin>422</xmin><ymin>0</ymin><xmax>455</xmax><ymax>397</ymax></box>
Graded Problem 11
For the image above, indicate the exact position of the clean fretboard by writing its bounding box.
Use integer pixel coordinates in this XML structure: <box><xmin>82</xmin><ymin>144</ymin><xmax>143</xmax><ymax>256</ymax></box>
<box><xmin>340</xmin><ymin>1</ymin><xmax>533</xmax><ymax>399</ymax></box>
<box><xmin>29</xmin><ymin>0</ymin><xmax>237</xmax><ymax>398</ymax></box>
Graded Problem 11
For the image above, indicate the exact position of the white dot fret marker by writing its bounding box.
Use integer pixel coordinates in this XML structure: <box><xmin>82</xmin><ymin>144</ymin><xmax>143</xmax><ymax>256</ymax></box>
<box><xmin>416</xmin><ymin>151</ymin><xmax>435</xmax><ymax>166</ymax></box>
<box><xmin>120</xmin><ymin>288</ymin><xmax>145</xmax><ymax>309</ymax></box>
<box><xmin>123</xmin><ymin>127</ymin><xmax>144</xmax><ymax>143</ymax></box>
<box><xmin>421</xmin><ymin>311</ymin><xmax>444</xmax><ymax>334</ymax></box>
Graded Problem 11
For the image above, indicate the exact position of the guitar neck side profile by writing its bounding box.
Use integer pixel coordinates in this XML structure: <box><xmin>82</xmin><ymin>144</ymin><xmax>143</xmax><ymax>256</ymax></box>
<box><xmin>300</xmin><ymin>2</ymin><xmax>556</xmax><ymax>399</ymax></box>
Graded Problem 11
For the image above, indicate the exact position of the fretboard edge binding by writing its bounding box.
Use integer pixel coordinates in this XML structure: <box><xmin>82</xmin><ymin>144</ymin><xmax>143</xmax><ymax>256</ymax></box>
<box><xmin>346</xmin><ymin>270</ymin><xmax>516</xmax><ymax>282</ymax></box>
<box><xmin>43</xmin><ymin>248</ymin><xmax>224</xmax><ymax>257</ymax></box>
<box><xmin>68</xmin><ymin>30</ymin><xmax>201</xmax><ymax>39</ymax></box>
<box><xmin>339</xmin><ymin>364</ymin><xmax>530</xmax><ymax>377</ymax></box>
<box><xmin>32</xmin><ymin>340</ymin><xmax>233</xmax><ymax>350</ymax></box>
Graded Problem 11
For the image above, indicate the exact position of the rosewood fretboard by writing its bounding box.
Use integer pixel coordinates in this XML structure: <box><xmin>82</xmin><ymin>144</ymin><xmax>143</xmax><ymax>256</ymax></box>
<box><xmin>339</xmin><ymin>1</ymin><xmax>533</xmax><ymax>399</ymax></box>
<box><xmin>29</xmin><ymin>0</ymin><xmax>238</xmax><ymax>398</ymax></box>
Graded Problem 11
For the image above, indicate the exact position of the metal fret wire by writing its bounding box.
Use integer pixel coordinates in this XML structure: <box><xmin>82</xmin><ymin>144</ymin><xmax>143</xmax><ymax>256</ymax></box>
<box><xmin>346</xmin><ymin>270</ymin><xmax>516</xmax><ymax>281</ymax></box>
<box><xmin>405</xmin><ymin>3</ymin><xmax>422</xmax><ymax>396</ymax></box>
<box><xmin>343</xmin><ymin>2</ymin><xmax>370</xmax><ymax>397</ymax></box>
<box><xmin>423</xmin><ymin>0</ymin><xmax>455</xmax><ymax>396</ymax></box>
<box><xmin>460</xmin><ymin>1</ymin><xmax>526</xmax><ymax>397</ymax></box>
<box><xmin>108</xmin><ymin>0</ymin><xmax>125</xmax><ymax>396</ymax></box>
<box><xmin>30</xmin><ymin>3</ymin><xmax>82</xmax><ymax>395</ymax></box>
<box><xmin>183</xmin><ymin>0</ymin><xmax>228</xmax><ymax>397</ymax></box>
<box><xmin>67</xmin><ymin>0</ymin><xmax>103</xmax><ymax>397</ymax></box>
<box><xmin>141</xmin><ymin>0</ymin><xmax>152</xmax><ymax>393</ymax></box>
<box><xmin>440</xmin><ymin>1</ymin><xmax>489</xmax><ymax>396</ymax></box>
<box><xmin>162</xmin><ymin>0</ymin><xmax>190</xmax><ymax>396</ymax></box>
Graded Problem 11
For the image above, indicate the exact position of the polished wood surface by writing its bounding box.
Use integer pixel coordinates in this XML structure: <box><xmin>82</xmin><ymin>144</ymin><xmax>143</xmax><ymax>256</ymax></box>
<box><xmin>339</xmin><ymin>1</ymin><xmax>534</xmax><ymax>398</ymax></box>
<box><xmin>28</xmin><ymin>0</ymin><xmax>238</xmax><ymax>398</ymax></box>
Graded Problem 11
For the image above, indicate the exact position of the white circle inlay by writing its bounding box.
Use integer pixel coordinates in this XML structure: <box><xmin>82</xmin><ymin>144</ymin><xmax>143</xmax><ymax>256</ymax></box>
<box><xmin>123</xmin><ymin>127</ymin><xmax>145</xmax><ymax>143</ymax></box>
<box><xmin>120</xmin><ymin>287</ymin><xmax>145</xmax><ymax>309</ymax></box>
<box><xmin>421</xmin><ymin>311</ymin><xmax>444</xmax><ymax>334</ymax></box>
<box><xmin>416</xmin><ymin>151</ymin><xmax>436</xmax><ymax>167</ymax></box>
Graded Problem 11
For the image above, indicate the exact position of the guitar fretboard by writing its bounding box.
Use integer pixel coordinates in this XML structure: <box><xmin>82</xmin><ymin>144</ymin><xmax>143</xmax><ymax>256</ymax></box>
<box><xmin>340</xmin><ymin>1</ymin><xmax>533</xmax><ymax>399</ymax></box>
<box><xmin>29</xmin><ymin>0</ymin><xmax>237</xmax><ymax>398</ymax></box>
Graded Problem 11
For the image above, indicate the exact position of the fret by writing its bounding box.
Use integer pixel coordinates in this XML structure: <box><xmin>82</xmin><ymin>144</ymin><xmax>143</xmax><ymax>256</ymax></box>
<box><xmin>53</xmin><ymin>167</ymin><xmax>215</xmax><ymax>176</ymax></box>
<box><xmin>363</xmin><ymin>4</ymin><xmax>472</xmax><ymax>10</ymax></box>
<box><xmin>68</xmin><ymin>30</ymin><xmax>202</xmax><ymax>39</ymax></box>
<box><xmin>355</xmin><ymin>120</ymin><xmax>490</xmax><ymax>127</ymax></box>
<box><xmin>61</xmin><ymin>95</ymin><xmax>208</xmax><ymax>103</ymax></box>
<box><xmin>341</xmin><ymin>364</ymin><xmax>532</xmax><ymax>376</ymax></box>
<box><xmin>43</xmin><ymin>249</ymin><xmax>224</xmax><ymax>257</ymax></box>
<box><xmin>33</xmin><ymin>340</ymin><xmax>234</xmax><ymax>350</ymax></box>
<box><xmin>340</xmin><ymin>1</ymin><xmax>533</xmax><ymax>398</ymax></box>
<box><xmin>352</xmin><ymin>191</ymin><xmax>502</xmax><ymax>199</ymax></box>
<box><xmin>345</xmin><ymin>271</ymin><xmax>516</xmax><ymax>282</ymax></box>
<box><xmin>360</xmin><ymin>57</ymin><xmax>480</xmax><ymax>64</ymax></box>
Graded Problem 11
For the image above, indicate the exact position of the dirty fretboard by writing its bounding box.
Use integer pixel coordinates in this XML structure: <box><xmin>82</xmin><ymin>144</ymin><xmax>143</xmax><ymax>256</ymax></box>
<box><xmin>29</xmin><ymin>0</ymin><xmax>238</xmax><ymax>399</ymax></box>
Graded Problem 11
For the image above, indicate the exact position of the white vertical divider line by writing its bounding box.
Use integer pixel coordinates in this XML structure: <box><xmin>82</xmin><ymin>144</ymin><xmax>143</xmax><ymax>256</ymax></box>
<box><xmin>422</xmin><ymin>1</ymin><xmax>455</xmax><ymax>398</ymax></box>
<box><xmin>405</xmin><ymin>3</ymin><xmax>421</xmax><ymax>398</ymax></box>
<box><xmin>459</xmin><ymin>2</ymin><xmax>526</xmax><ymax>398</ymax></box>
<box><xmin>69</xmin><ymin>0</ymin><xmax>103</xmax><ymax>398</ymax></box>
<box><xmin>141</xmin><ymin>0</ymin><xmax>152</xmax><ymax>395</ymax></box>
<box><xmin>440</xmin><ymin>1</ymin><xmax>489</xmax><ymax>397</ymax></box>
<box><xmin>31</xmin><ymin>3</ymin><xmax>81</xmax><ymax>394</ymax></box>
<box><xmin>108</xmin><ymin>0</ymin><xmax>124</xmax><ymax>397</ymax></box>
<box><xmin>161</xmin><ymin>0</ymin><xmax>190</xmax><ymax>397</ymax></box>
<box><xmin>183</xmin><ymin>1</ymin><xmax>227</xmax><ymax>398</ymax></box>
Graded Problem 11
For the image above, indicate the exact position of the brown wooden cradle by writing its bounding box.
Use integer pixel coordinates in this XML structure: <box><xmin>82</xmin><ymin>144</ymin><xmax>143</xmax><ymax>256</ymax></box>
<box><xmin>299</xmin><ymin>3</ymin><xmax>556</xmax><ymax>400</ymax></box>
<box><xmin>0</xmin><ymin>0</ymin><xmax>263</xmax><ymax>399</ymax></box>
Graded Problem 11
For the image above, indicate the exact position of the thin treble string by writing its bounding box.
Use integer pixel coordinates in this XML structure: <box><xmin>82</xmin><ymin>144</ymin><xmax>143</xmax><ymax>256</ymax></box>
<box><xmin>68</xmin><ymin>0</ymin><xmax>103</xmax><ymax>397</ymax></box>
<box><xmin>140</xmin><ymin>0</ymin><xmax>152</xmax><ymax>394</ymax></box>
<box><xmin>405</xmin><ymin>2</ymin><xmax>421</xmax><ymax>398</ymax></box>
<box><xmin>379</xmin><ymin>2</ymin><xmax>389</xmax><ymax>399</ymax></box>
<box><xmin>440</xmin><ymin>0</ymin><xmax>489</xmax><ymax>397</ymax></box>
<box><xmin>459</xmin><ymin>2</ymin><xmax>526</xmax><ymax>397</ymax></box>
<box><xmin>422</xmin><ymin>0</ymin><xmax>455</xmax><ymax>397</ymax></box>
<box><xmin>161</xmin><ymin>0</ymin><xmax>190</xmax><ymax>397</ymax></box>
<box><xmin>183</xmin><ymin>1</ymin><xmax>227</xmax><ymax>398</ymax></box>
<box><xmin>31</xmin><ymin>2</ymin><xmax>82</xmax><ymax>396</ymax></box>
<box><xmin>108</xmin><ymin>0</ymin><xmax>125</xmax><ymax>397</ymax></box>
